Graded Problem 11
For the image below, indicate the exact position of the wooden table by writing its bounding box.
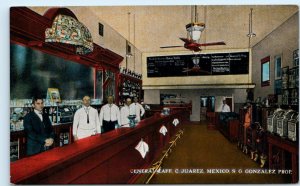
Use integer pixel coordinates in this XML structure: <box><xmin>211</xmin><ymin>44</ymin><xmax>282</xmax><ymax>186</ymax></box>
<box><xmin>267</xmin><ymin>134</ymin><xmax>298</xmax><ymax>183</ymax></box>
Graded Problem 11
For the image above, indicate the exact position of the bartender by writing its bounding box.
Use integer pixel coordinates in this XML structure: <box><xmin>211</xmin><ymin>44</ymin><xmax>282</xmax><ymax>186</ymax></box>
<box><xmin>221</xmin><ymin>99</ymin><xmax>231</xmax><ymax>112</ymax></box>
<box><xmin>120</xmin><ymin>97</ymin><xmax>133</xmax><ymax>127</ymax></box>
<box><xmin>99</xmin><ymin>95</ymin><xmax>120</xmax><ymax>133</ymax></box>
<box><xmin>24</xmin><ymin>96</ymin><xmax>55</xmax><ymax>156</ymax></box>
<box><xmin>130</xmin><ymin>97</ymin><xmax>145</xmax><ymax>122</ymax></box>
<box><xmin>73</xmin><ymin>96</ymin><xmax>101</xmax><ymax>140</ymax></box>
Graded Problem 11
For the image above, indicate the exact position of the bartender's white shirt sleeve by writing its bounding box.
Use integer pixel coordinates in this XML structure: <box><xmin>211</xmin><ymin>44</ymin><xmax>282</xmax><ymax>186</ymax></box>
<box><xmin>115</xmin><ymin>105</ymin><xmax>121</xmax><ymax>126</ymax></box>
<box><xmin>72</xmin><ymin>109</ymin><xmax>80</xmax><ymax>137</ymax></box>
<box><xmin>225</xmin><ymin>105</ymin><xmax>231</xmax><ymax>112</ymax></box>
<box><xmin>94</xmin><ymin>109</ymin><xmax>101</xmax><ymax>133</ymax></box>
<box><xmin>99</xmin><ymin>106</ymin><xmax>104</xmax><ymax>127</ymax></box>
<box><xmin>139</xmin><ymin>103</ymin><xmax>145</xmax><ymax>117</ymax></box>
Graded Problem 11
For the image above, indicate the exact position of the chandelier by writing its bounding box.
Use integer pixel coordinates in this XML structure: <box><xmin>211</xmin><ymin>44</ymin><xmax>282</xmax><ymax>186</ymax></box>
<box><xmin>45</xmin><ymin>14</ymin><xmax>93</xmax><ymax>55</ymax></box>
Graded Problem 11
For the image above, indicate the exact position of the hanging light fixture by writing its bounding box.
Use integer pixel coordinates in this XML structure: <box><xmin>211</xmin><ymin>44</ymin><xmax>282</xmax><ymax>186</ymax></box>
<box><xmin>186</xmin><ymin>5</ymin><xmax>205</xmax><ymax>42</ymax></box>
<box><xmin>45</xmin><ymin>14</ymin><xmax>93</xmax><ymax>55</ymax></box>
<box><xmin>247</xmin><ymin>8</ymin><xmax>256</xmax><ymax>39</ymax></box>
<box><xmin>246</xmin><ymin>8</ymin><xmax>256</xmax><ymax>93</ymax></box>
<box><xmin>133</xmin><ymin>13</ymin><xmax>136</xmax><ymax>71</ymax></box>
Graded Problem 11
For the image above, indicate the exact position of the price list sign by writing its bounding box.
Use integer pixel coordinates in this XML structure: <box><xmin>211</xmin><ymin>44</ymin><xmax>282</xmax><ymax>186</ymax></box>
<box><xmin>147</xmin><ymin>52</ymin><xmax>249</xmax><ymax>77</ymax></box>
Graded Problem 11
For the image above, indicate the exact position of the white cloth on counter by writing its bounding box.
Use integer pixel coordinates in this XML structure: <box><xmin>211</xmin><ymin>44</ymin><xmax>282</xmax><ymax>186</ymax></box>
<box><xmin>73</xmin><ymin>106</ymin><xmax>100</xmax><ymax>139</ymax></box>
<box><xmin>172</xmin><ymin>118</ymin><xmax>180</xmax><ymax>126</ymax></box>
<box><xmin>99</xmin><ymin>104</ymin><xmax>120</xmax><ymax>127</ymax></box>
<box><xmin>159</xmin><ymin>125</ymin><xmax>168</xmax><ymax>136</ymax></box>
<box><xmin>135</xmin><ymin>139</ymin><xmax>149</xmax><ymax>159</ymax></box>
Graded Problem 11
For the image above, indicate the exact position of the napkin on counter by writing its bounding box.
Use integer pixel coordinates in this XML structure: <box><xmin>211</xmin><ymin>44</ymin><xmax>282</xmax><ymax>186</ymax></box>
<box><xmin>159</xmin><ymin>125</ymin><xmax>168</xmax><ymax>136</ymax></box>
<box><xmin>135</xmin><ymin>139</ymin><xmax>149</xmax><ymax>159</ymax></box>
<box><xmin>172</xmin><ymin>118</ymin><xmax>180</xmax><ymax>126</ymax></box>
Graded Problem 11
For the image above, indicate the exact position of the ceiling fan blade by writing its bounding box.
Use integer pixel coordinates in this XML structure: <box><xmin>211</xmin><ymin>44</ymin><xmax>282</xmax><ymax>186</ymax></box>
<box><xmin>179</xmin><ymin>37</ymin><xmax>192</xmax><ymax>43</ymax></box>
<box><xmin>182</xmin><ymin>68</ymin><xmax>191</xmax><ymax>73</ymax></box>
<box><xmin>160</xmin><ymin>46</ymin><xmax>183</xmax><ymax>48</ymax></box>
<box><xmin>197</xmin><ymin>41</ymin><xmax>226</xmax><ymax>46</ymax></box>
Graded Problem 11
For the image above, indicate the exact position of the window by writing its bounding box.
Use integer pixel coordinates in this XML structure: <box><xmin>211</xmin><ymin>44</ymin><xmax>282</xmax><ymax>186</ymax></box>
<box><xmin>261</xmin><ymin>56</ymin><xmax>270</xmax><ymax>87</ymax></box>
<box><xmin>274</xmin><ymin>55</ymin><xmax>282</xmax><ymax>80</ymax></box>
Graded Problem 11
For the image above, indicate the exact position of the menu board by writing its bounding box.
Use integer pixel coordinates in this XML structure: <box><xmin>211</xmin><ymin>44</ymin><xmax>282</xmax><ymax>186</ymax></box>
<box><xmin>147</xmin><ymin>52</ymin><xmax>249</xmax><ymax>77</ymax></box>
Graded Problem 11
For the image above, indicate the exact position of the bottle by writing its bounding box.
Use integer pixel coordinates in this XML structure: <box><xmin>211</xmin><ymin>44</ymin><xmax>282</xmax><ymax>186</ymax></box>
<box><xmin>60</xmin><ymin>133</ymin><xmax>64</xmax><ymax>146</ymax></box>
<box><xmin>64</xmin><ymin>133</ymin><xmax>69</xmax><ymax>145</ymax></box>
<box><xmin>56</xmin><ymin>108</ymin><xmax>61</xmax><ymax>124</ymax></box>
<box><xmin>12</xmin><ymin>112</ymin><xmax>18</xmax><ymax>123</ymax></box>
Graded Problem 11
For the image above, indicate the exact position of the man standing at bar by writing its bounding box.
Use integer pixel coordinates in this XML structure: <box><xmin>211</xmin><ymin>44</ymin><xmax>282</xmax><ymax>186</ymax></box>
<box><xmin>73</xmin><ymin>96</ymin><xmax>101</xmax><ymax>140</ymax></box>
<box><xmin>99</xmin><ymin>95</ymin><xmax>120</xmax><ymax>133</ymax></box>
<box><xmin>24</xmin><ymin>96</ymin><xmax>55</xmax><ymax>156</ymax></box>
<box><xmin>130</xmin><ymin>97</ymin><xmax>145</xmax><ymax>122</ymax></box>
<box><xmin>120</xmin><ymin>97</ymin><xmax>132</xmax><ymax>127</ymax></box>
<box><xmin>221</xmin><ymin>99</ymin><xmax>231</xmax><ymax>113</ymax></box>
<box><xmin>220</xmin><ymin>99</ymin><xmax>231</xmax><ymax>125</ymax></box>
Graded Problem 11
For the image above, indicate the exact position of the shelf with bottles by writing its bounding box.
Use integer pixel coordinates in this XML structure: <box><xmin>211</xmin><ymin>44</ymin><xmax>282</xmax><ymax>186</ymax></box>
<box><xmin>118</xmin><ymin>73</ymin><xmax>142</xmax><ymax>105</ymax></box>
<box><xmin>10</xmin><ymin>106</ymin><xmax>31</xmax><ymax>132</ymax></box>
<box><xmin>10</xmin><ymin>98</ymin><xmax>103</xmax><ymax>130</ymax></box>
<box><xmin>119</xmin><ymin>67</ymin><xmax>142</xmax><ymax>80</ymax></box>
<box><xmin>10</xmin><ymin>141</ymin><xmax>19</xmax><ymax>162</ymax></box>
<box><xmin>59</xmin><ymin>132</ymin><xmax>70</xmax><ymax>147</ymax></box>
<box><xmin>281</xmin><ymin>66</ymin><xmax>299</xmax><ymax>106</ymax></box>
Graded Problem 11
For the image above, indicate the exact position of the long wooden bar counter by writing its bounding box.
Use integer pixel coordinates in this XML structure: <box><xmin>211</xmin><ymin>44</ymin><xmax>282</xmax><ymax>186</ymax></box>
<box><xmin>11</xmin><ymin>109</ymin><xmax>189</xmax><ymax>184</ymax></box>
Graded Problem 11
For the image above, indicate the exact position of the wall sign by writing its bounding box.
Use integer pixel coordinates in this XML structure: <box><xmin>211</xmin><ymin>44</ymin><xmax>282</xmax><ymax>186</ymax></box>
<box><xmin>147</xmin><ymin>52</ymin><xmax>249</xmax><ymax>77</ymax></box>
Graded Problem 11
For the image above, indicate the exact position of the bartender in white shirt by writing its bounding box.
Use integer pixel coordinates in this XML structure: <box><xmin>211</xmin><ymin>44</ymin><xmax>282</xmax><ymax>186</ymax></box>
<box><xmin>73</xmin><ymin>96</ymin><xmax>101</xmax><ymax>140</ymax></box>
<box><xmin>99</xmin><ymin>95</ymin><xmax>120</xmax><ymax>133</ymax></box>
<box><xmin>130</xmin><ymin>97</ymin><xmax>145</xmax><ymax>122</ymax></box>
<box><xmin>221</xmin><ymin>99</ymin><xmax>231</xmax><ymax>112</ymax></box>
<box><xmin>120</xmin><ymin>98</ymin><xmax>133</xmax><ymax>127</ymax></box>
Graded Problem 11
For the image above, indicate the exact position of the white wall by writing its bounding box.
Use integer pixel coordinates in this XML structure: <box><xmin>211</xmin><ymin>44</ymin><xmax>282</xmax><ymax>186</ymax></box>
<box><xmin>144</xmin><ymin>89</ymin><xmax>160</xmax><ymax>104</ymax></box>
<box><xmin>252</xmin><ymin>12</ymin><xmax>299</xmax><ymax>102</ymax></box>
<box><xmin>145</xmin><ymin>88</ymin><xmax>246</xmax><ymax>121</ymax></box>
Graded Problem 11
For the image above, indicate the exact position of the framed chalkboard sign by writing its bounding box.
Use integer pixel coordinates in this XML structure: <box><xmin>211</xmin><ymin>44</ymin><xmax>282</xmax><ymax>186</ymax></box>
<box><xmin>147</xmin><ymin>52</ymin><xmax>249</xmax><ymax>77</ymax></box>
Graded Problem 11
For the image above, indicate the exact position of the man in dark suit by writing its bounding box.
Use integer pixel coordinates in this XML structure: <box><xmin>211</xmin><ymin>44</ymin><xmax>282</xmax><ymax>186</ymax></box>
<box><xmin>24</xmin><ymin>96</ymin><xmax>55</xmax><ymax>156</ymax></box>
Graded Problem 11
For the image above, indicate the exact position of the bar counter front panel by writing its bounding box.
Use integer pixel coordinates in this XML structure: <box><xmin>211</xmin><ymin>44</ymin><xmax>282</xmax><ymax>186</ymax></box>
<box><xmin>11</xmin><ymin>110</ymin><xmax>189</xmax><ymax>184</ymax></box>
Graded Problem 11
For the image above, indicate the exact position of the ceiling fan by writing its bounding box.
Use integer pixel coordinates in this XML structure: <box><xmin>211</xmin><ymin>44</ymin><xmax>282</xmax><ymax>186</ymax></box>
<box><xmin>160</xmin><ymin>6</ymin><xmax>226</xmax><ymax>52</ymax></box>
<box><xmin>161</xmin><ymin>37</ymin><xmax>226</xmax><ymax>52</ymax></box>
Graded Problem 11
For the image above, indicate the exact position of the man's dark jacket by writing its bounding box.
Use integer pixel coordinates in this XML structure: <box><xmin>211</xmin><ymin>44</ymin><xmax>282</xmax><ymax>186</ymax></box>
<box><xmin>24</xmin><ymin>111</ymin><xmax>55</xmax><ymax>156</ymax></box>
